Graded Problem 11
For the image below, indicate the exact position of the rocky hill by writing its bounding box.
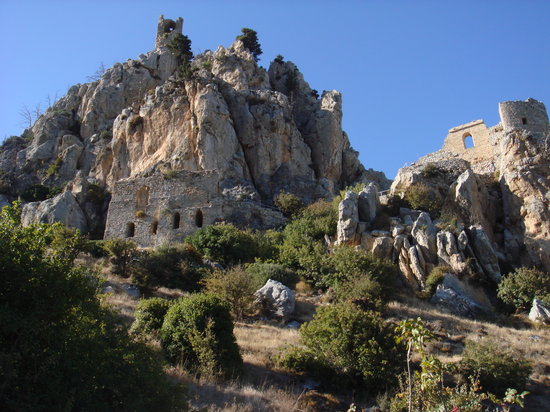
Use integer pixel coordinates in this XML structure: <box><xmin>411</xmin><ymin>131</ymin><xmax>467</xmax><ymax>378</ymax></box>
<box><xmin>335</xmin><ymin>98</ymin><xmax>549</xmax><ymax>315</ymax></box>
<box><xmin>0</xmin><ymin>15</ymin><xmax>388</xmax><ymax>242</ymax></box>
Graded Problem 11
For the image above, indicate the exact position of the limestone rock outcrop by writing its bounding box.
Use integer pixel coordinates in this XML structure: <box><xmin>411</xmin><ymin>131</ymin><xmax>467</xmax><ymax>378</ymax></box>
<box><xmin>529</xmin><ymin>298</ymin><xmax>550</xmax><ymax>324</ymax></box>
<box><xmin>254</xmin><ymin>279</ymin><xmax>295</xmax><ymax>320</ymax></box>
<box><xmin>0</xmin><ymin>16</ymin><xmax>388</xmax><ymax>241</ymax></box>
<box><xmin>21</xmin><ymin>191</ymin><xmax>88</xmax><ymax>232</ymax></box>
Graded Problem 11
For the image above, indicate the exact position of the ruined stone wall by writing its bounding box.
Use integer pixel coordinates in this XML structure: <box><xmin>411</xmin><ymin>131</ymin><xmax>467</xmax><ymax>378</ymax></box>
<box><xmin>441</xmin><ymin>119</ymin><xmax>494</xmax><ymax>163</ymax></box>
<box><xmin>155</xmin><ymin>15</ymin><xmax>184</xmax><ymax>50</ymax></box>
<box><xmin>499</xmin><ymin>98</ymin><xmax>549</xmax><ymax>134</ymax></box>
<box><xmin>104</xmin><ymin>170</ymin><xmax>285</xmax><ymax>247</ymax></box>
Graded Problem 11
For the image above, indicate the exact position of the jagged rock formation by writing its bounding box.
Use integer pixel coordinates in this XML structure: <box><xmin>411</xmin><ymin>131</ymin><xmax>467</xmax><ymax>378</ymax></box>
<box><xmin>334</xmin><ymin>99</ymin><xmax>549</xmax><ymax>314</ymax></box>
<box><xmin>390</xmin><ymin>98</ymin><xmax>550</xmax><ymax>274</ymax></box>
<box><xmin>0</xmin><ymin>15</ymin><xmax>388</xmax><ymax>245</ymax></box>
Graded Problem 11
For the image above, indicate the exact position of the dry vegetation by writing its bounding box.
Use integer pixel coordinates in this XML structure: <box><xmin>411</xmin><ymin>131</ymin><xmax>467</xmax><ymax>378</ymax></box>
<box><xmin>100</xmin><ymin>259</ymin><xmax>549</xmax><ymax>411</ymax></box>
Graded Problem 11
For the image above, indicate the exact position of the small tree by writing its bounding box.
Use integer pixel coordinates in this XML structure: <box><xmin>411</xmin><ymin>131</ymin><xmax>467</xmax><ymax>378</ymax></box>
<box><xmin>275</xmin><ymin>191</ymin><xmax>304</xmax><ymax>218</ymax></box>
<box><xmin>236</xmin><ymin>28</ymin><xmax>262</xmax><ymax>61</ymax></box>
<box><xmin>167</xmin><ymin>33</ymin><xmax>194</xmax><ymax>80</ymax></box>
<box><xmin>497</xmin><ymin>267</ymin><xmax>550</xmax><ymax>311</ymax></box>
<box><xmin>102</xmin><ymin>237</ymin><xmax>138</xmax><ymax>278</ymax></box>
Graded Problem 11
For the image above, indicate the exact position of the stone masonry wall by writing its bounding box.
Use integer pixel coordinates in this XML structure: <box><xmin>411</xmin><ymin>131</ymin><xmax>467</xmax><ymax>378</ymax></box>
<box><xmin>441</xmin><ymin>119</ymin><xmax>494</xmax><ymax>163</ymax></box>
<box><xmin>499</xmin><ymin>98</ymin><xmax>549</xmax><ymax>134</ymax></box>
<box><xmin>104</xmin><ymin>170</ymin><xmax>285</xmax><ymax>247</ymax></box>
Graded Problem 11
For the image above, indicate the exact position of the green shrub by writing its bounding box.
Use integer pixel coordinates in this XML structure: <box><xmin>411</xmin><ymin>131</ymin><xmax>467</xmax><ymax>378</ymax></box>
<box><xmin>281</xmin><ymin>303</ymin><xmax>405</xmax><ymax>393</ymax></box>
<box><xmin>420</xmin><ymin>162</ymin><xmax>442</xmax><ymax>178</ymax></box>
<box><xmin>102</xmin><ymin>237</ymin><xmax>138</xmax><ymax>278</ymax></box>
<box><xmin>245</xmin><ymin>262</ymin><xmax>300</xmax><ymax>289</ymax></box>
<box><xmin>131</xmin><ymin>297</ymin><xmax>172</xmax><ymax>335</ymax></box>
<box><xmin>236</xmin><ymin>28</ymin><xmax>262</xmax><ymax>61</ymax></box>
<box><xmin>327</xmin><ymin>244</ymin><xmax>399</xmax><ymax>294</ymax></box>
<box><xmin>276</xmin><ymin>200</ymin><xmax>336</xmax><ymax>286</ymax></box>
<box><xmin>0</xmin><ymin>203</ymin><xmax>186</xmax><ymax>411</ymax></box>
<box><xmin>422</xmin><ymin>265</ymin><xmax>447</xmax><ymax>298</ymax></box>
<box><xmin>136</xmin><ymin>243</ymin><xmax>205</xmax><ymax>290</ymax></box>
<box><xmin>46</xmin><ymin>157</ymin><xmax>63</xmax><ymax>177</ymax></box>
<box><xmin>20</xmin><ymin>184</ymin><xmax>59</xmax><ymax>202</ymax></box>
<box><xmin>274</xmin><ymin>191</ymin><xmax>304</xmax><ymax>218</ymax></box>
<box><xmin>459</xmin><ymin>339</ymin><xmax>532</xmax><ymax>396</ymax></box>
<box><xmin>250</xmin><ymin>229</ymin><xmax>284</xmax><ymax>261</ymax></box>
<box><xmin>497</xmin><ymin>267</ymin><xmax>550</xmax><ymax>311</ymax></box>
<box><xmin>334</xmin><ymin>274</ymin><xmax>385</xmax><ymax>311</ymax></box>
<box><xmin>185</xmin><ymin>223</ymin><xmax>258</xmax><ymax>266</ymax></box>
<box><xmin>202</xmin><ymin>267</ymin><xmax>257</xmax><ymax>319</ymax></box>
<box><xmin>403</xmin><ymin>182</ymin><xmax>442</xmax><ymax>216</ymax></box>
<box><xmin>160</xmin><ymin>293</ymin><xmax>242</xmax><ymax>379</ymax></box>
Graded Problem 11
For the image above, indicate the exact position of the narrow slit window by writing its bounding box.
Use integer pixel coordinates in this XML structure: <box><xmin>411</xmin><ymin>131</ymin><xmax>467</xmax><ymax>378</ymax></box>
<box><xmin>195</xmin><ymin>209</ymin><xmax>203</xmax><ymax>228</ymax></box>
<box><xmin>173</xmin><ymin>212</ymin><xmax>180</xmax><ymax>229</ymax></box>
<box><xmin>522</xmin><ymin>117</ymin><xmax>527</xmax><ymax>125</ymax></box>
<box><xmin>126</xmin><ymin>222</ymin><xmax>135</xmax><ymax>238</ymax></box>
<box><xmin>151</xmin><ymin>220</ymin><xmax>158</xmax><ymax>235</ymax></box>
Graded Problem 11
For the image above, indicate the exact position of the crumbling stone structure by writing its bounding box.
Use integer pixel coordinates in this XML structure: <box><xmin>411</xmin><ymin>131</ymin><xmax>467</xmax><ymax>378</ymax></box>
<box><xmin>155</xmin><ymin>15</ymin><xmax>183</xmax><ymax>49</ymax></box>
<box><xmin>104</xmin><ymin>170</ymin><xmax>285</xmax><ymax>247</ymax></box>
<box><xmin>441</xmin><ymin>98</ymin><xmax>549</xmax><ymax>164</ymax></box>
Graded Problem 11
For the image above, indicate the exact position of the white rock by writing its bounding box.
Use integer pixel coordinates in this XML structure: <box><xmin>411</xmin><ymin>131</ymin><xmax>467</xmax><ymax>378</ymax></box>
<box><xmin>529</xmin><ymin>298</ymin><xmax>550</xmax><ymax>324</ymax></box>
<box><xmin>254</xmin><ymin>279</ymin><xmax>295</xmax><ymax>319</ymax></box>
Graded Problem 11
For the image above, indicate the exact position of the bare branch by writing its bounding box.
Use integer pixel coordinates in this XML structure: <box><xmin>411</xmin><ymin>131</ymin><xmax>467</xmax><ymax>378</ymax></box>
<box><xmin>86</xmin><ymin>62</ymin><xmax>107</xmax><ymax>82</ymax></box>
<box><xmin>19</xmin><ymin>105</ymin><xmax>33</xmax><ymax>128</ymax></box>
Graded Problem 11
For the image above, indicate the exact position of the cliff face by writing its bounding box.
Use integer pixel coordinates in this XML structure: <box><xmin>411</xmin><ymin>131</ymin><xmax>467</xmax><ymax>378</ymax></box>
<box><xmin>0</xmin><ymin>20</ymin><xmax>388</xmax><ymax>237</ymax></box>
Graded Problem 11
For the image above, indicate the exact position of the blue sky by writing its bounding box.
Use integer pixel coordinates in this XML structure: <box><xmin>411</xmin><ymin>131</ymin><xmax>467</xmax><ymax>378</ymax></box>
<box><xmin>1</xmin><ymin>1</ymin><xmax>548</xmax><ymax>179</ymax></box>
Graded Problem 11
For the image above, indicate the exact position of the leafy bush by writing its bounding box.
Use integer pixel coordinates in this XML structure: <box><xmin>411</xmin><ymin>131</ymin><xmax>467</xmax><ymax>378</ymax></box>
<box><xmin>202</xmin><ymin>267</ymin><xmax>257</xmax><ymax>319</ymax></box>
<box><xmin>236</xmin><ymin>28</ymin><xmax>262</xmax><ymax>61</ymax></box>
<box><xmin>276</xmin><ymin>200</ymin><xmax>336</xmax><ymax>286</ymax></box>
<box><xmin>334</xmin><ymin>273</ymin><xmax>385</xmax><ymax>311</ymax></box>
<box><xmin>327</xmin><ymin>244</ymin><xmax>399</xmax><ymax>294</ymax></box>
<box><xmin>131</xmin><ymin>297</ymin><xmax>172</xmax><ymax>335</ymax></box>
<box><xmin>420</xmin><ymin>162</ymin><xmax>442</xmax><ymax>178</ymax></box>
<box><xmin>274</xmin><ymin>191</ymin><xmax>304</xmax><ymax>218</ymax></box>
<box><xmin>135</xmin><ymin>243</ymin><xmax>205</xmax><ymax>290</ymax></box>
<box><xmin>497</xmin><ymin>267</ymin><xmax>550</xmax><ymax>311</ymax></box>
<box><xmin>20</xmin><ymin>184</ymin><xmax>61</xmax><ymax>202</ymax></box>
<box><xmin>0</xmin><ymin>203</ymin><xmax>186</xmax><ymax>411</ymax></box>
<box><xmin>459</xmin><ymin>339</ymin><xmax>532</xmax><ymax>396</ymax></box>
<box><xmin>185</xmin><ymin>223</ymin><xmax>258</xmax><ymax>266</ymax></box>
<box><xmin>280</xmin><ymin>303</ymin><xmax>405</xmax><ymax>393</ymax></box>
<box><xmin>422</xmin><ymin>265</ymin><xmax>446</xmax><ymax>298</ymax></box>
<box><xmin>403</xmin><ymin>182</ymin><xmax>442</xmax><ymax>216</ymax></box>
<box><xmin>245</xmin><ymin>262</ymin><xmax>300</xmax><ymax>289</ymax></box>
<box><xmin>102</xmin><ymin>237</ymin><xmax>138</xmax><ymax>278</ymax></box>
<box><xmin>160</xmin><ymin>293</ymin><xmax>242</xmax><ymax>379</ymax></box>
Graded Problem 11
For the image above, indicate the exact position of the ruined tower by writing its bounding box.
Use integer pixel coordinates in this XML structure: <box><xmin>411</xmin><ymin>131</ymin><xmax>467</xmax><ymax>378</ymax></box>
<box><xmin>498</xmin><ymin>98</ymin><xmax>549</xmax><ymax>134</ymax></box>
<box><xmin>155</xmin><ymin>15</ymin><xmax>183</xmax><ymax>49</ymax></box>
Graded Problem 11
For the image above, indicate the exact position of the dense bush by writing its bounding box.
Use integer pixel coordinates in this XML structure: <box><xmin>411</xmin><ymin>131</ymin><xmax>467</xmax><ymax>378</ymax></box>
<box><xmin>403</xmin><ymin>182</ymin><xmax>442</xmax><ymax>216</ymax></box>
<box><xmin>334</xmin><ymin>273</ymin><xmax>385</xmax><ymax>311</ymax></box>
<box><xmin>245</xmin><ymin>262</ymin><xmax>300</xmax><ymax>289</ymax></box>
<box><xmin>20</xmin><ymin>184</ymin><xmax>61</xmax><ymax>202</ymax></box>
<box><xmin>277</xmin><ymin>200</ymin><xmax>336</xmax><ymax>286</ymax></box>
<box><xmin>422</xmin><ymin>265</ymin><xmax>447</xmax><ymax>298</ymax></box>
<box><xmin>202</xmin><ymin>267</ymin><xmax>257</xmax><ymax>319</ymax></box>
<box><xmin>131</xmin><ymin>297</ymin><xmax>172</xmax><ymax>335</ymax></box>
<box><xmin>459</xmin><ymin>339</ymin><xmax>532</xmax><ymax>396</ymax></box>
<box><xmin>135</xmin><ymin>243</ymin><xmax>206</xmax><ymax>290</ymax></box>
<box><xmin>497</xmin><ymin>267</ymin><xmax>550</xmax><ymax>311</ymax></box>
<box><xmin>274</xmin><ymin>191</ymin><xmax>304</xmax><ymax>217</ymax></box>
<box><xmin>102</xmin><ymin>237</ymin><xmax>138</xmax><ymax>278</ymax></box>
<box><xmin>327</xmin><ymin>244</ymin><xmax>400</xmax><ymax>294</ymax></box>
<box><xmin>160</xmin><ymin>293</ymin><xmax>242</xmax><ymax>379</ymax></box>
<box><xmin>236</xmin><ymin>28</ymin><xmax>262</xmax><ymax>61</ymax></box>
<box><xmin>185</xmin><ymin>223</ymin><xmax>258</xmax><ymax>266</ymax></box>
<box><xmin>0</xmin><ymin>204</ymin><xmax>185</xmax><ymax>411</ymax></box>
<box><xmin>280</xmin><ymin>303</ymin><xmax>405</xmax><ymax>393</ymax></box>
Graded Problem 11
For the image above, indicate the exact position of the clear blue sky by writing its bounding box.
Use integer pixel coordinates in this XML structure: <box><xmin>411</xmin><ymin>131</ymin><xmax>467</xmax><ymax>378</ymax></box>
<box><xmin>1</xmin><ymin>1</ymin><xmax>549</xmax><ymax>179</ymax></box>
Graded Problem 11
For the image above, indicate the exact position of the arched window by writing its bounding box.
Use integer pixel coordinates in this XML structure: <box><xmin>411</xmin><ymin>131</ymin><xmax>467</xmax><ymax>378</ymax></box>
<box><xmin>173</xmin><ymin>212</ymin><xmax>180</xmax><ymax>229</ymax></box>
<box><xmin>463</xmin><ymin>133</ymin><xmax>474</xmax><ymax>149</ymax></box>
<box><xmin>151</xmin><ymin>220</ymin><xmax>158</xmax><ymax>235</ymax></box>
<box><xmin>126</xmin><ymin>222</ymin><xmax>135</xmax><ymax>238</ymax></box>
<box><xmin>195</xmin><ymin>209</ymin><xmax>203</xmax><ymax>227</ymax></box>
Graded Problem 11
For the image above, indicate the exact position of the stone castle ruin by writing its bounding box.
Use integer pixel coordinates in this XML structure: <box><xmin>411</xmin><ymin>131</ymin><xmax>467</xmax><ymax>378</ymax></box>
<box><xmin>440</xmin><ymin>98</ymin><xmax>548</xmax><ymax>164</ymax></box>
<box><xmin>155</xmin><ymin>15</ymin><xmax>184</xmax><ymax>49</ymax></box>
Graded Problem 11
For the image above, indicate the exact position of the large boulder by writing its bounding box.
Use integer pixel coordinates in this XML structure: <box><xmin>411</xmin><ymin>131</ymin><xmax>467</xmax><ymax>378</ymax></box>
<box><xmin>254</xmin><ymin>279</ymin><xmax>295</xmax><ymax>320</ymax></box>
<box><xmin>411</xmin><ymin>212</ymin><xmax>438</xmax><ymax>264</ymax></box>
<box><xmin>467</xmin><ymin>225</ymin><xmax>501</xmax><ymax>283</ymax></box>
<box><xmin>358</xmin><ymin>183</ymin><xmax>378</xmax><ymax>223</ymax></box>
<box><xmin>336</xmin><ymin>191</ymin><xmax>359</xmax><ymax>244</ymax></box>
<box><xmin>430</xmin><ymin>274</ymin><xmax>492</xmax><ymax>318</ymax></box>
<box><xmin>21</xmin><ymin>191</ymin><xmax>88</xmax><ymax>232</ymax></box>
<box><xmin>436</xmin><ymin>231</ymin><xmax>467</xmax><ymax>272</ymax></box>
<box><xmin>528</xmin><ymin>298</ymin><xmax>550</xmax><ymax>324</ymax></box>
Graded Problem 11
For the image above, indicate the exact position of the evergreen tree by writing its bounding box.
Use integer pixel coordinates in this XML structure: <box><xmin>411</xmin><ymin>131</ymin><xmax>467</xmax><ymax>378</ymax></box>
<box><xmin>236</xmin><ymin>28</ymin><xmax>262</xmax><ymax>61</ymax></box>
